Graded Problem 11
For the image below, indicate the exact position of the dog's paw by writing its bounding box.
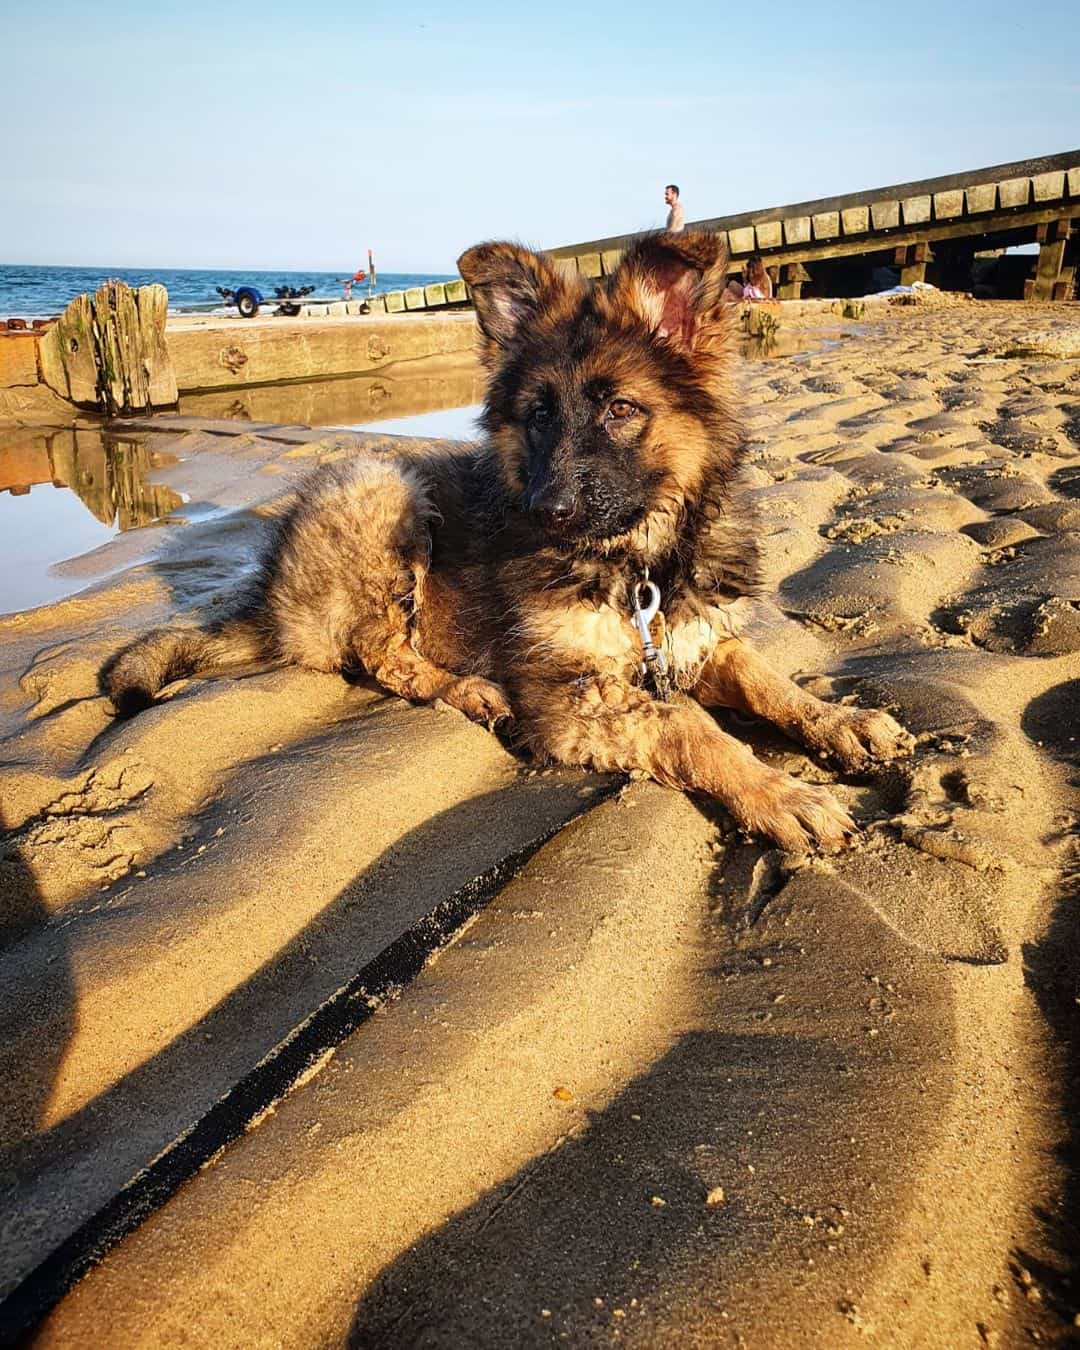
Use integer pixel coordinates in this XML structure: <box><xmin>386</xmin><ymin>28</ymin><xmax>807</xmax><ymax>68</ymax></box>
<box><xmin>808</xmin><ymin>706</ymin><xmax>915</xmax><ymax>773</ymax></box>
<box><xmin>730</xmin><ymin>767</ymin><xmax>856</xmax><ymax>855</ymax></box>
<box><xmin>440</xmin><ymin>676</ymin><xmax>513</xmax><ymax>730</ymax></box>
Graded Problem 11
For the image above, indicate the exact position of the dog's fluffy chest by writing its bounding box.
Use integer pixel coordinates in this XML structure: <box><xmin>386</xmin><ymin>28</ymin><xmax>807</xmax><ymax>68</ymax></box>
<box><xmin>516</xmin><ymin>583</ymin><xmax>748</xmax><ymax>689</ymax></box>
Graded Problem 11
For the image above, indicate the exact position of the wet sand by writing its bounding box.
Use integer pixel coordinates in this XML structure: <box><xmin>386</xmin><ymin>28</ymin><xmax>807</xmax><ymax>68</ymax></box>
<box><xmin>1</xmin><ymin>300</ymin><xmax>1079</xmax><ymax>1346</ymax></box>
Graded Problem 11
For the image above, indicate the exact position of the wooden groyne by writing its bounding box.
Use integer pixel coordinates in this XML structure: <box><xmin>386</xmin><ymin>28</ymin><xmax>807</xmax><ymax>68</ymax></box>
<box><xmin>37</xmin><ymin>282</ymin><xmax>177</xmax><ymax>416</ymax></box>
<box><xmin>4</xmin><ymin>150</ymin><xmax>1078</xmax><ymax>420</ymax></box>
<box><xmin>550</xmin><ymin>150</ymin><xmax>1080</xmax><ymax>300</ymax></box>
<box><xmin>288</xmin><ymin>278</ymin><xmax>470</xmax><ymax>320</ymax></box>
<box><xmin>1</xmin><ymin>301</ymin><xmax>478</xmax><ymax>419</ymax></box>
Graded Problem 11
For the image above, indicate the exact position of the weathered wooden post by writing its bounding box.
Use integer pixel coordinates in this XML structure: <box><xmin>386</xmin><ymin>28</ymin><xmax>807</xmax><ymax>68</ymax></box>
<box><xmin>895</xmin><ymin>242</ymin><xmax>934</xmax><ymax>286</ymax></box>
<box><xmin>1061</xmin><ymin>229</ymin><xmax>1080</xmax><ymax>301</ymax></box>
<box><xmin>1027</xmin><ymin>220</ymin><xmax>1071</xmax><ymax>300</ymax></box>
<box><xmin>38</xmin><ymin>282</ymin><xmax>178</xmax><ymax>415</ymax></box>
<box><xmin>778</xmin><ymin>263</ymin><xmax>810</xmax><ymax>300</ymax></box>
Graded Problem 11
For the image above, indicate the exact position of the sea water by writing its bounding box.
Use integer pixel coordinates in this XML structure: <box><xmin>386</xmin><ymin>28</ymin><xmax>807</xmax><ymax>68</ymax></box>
<box><xmin>0</xmin><ymin>264</ymin><xmax>454</xmax><ymax>319</ymax></box>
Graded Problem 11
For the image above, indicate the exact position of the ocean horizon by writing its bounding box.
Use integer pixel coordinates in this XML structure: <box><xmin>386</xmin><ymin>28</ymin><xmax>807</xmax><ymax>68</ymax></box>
<box><xmin>0</xmin><ymin>264</ymin><xmax>456</xmax><ymax>319</ymax></box>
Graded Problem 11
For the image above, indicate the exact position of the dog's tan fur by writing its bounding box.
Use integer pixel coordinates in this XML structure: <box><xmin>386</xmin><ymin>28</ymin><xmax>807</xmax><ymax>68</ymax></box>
<box><xmin>102</xmin><ymin>232</ymin><xmax>912</xmax><ymax>852</ymax></box>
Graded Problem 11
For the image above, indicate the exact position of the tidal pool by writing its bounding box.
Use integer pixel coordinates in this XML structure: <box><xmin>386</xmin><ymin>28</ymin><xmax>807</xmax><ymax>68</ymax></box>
<box><xmin>0</xmin><ymin>331</ymin><xmax>830</xmax><ymax>615</ymax></box>
<box><xmin>0</xmin><ymin>426</ymin><xmax>183</xmax><ymax>614</ymax></box>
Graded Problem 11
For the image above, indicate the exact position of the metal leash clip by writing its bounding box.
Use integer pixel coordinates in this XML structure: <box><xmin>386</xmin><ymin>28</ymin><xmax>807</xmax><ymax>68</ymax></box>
<box><xmin>631</xmin><ymin>579</ymin><xmax>672</xmax><ymax>701</ymax></box>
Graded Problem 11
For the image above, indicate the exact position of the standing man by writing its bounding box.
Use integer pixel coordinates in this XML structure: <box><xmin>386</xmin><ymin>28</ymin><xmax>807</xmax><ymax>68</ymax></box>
<box><xmin>664</xmin><ymin>183</ymin><xmax>685</xmax><ymax>233</ymax></box>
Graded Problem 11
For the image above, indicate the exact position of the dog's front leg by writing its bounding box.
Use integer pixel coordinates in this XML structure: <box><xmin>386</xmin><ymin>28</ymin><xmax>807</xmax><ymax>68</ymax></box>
<box><xmin>517</xmin><ymin>673</ymin><xmax>854</xmax><ymax>853</ymax></box>
<box><xmin>695</xmin><ymin>638</ymin><xmax>914</xmax><ymax>771</ymax></box>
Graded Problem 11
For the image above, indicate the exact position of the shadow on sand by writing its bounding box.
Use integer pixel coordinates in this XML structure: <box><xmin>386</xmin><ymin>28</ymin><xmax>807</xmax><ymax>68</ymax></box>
<box><xmin>1017</xmin><ymin>679</ymin><xmax>1080</xmax><ymax>1328</ymax></box>
<box><xmin>0</xmin><ymin>735</ymin><xmax>592</xmax><ymax>1337</ymax></box>
<box><xmin>0</xmin><ymin>807</ymin><xmax>75</xmax><ymax>1174</ymax></box>
<box><xmin>345</xmin><ymin>865</ymin><xmax>957</xmax><ymax>1348</ymax></box>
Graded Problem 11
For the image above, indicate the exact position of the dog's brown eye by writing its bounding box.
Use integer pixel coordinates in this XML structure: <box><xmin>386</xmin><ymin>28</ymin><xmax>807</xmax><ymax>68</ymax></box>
<box><xmin>608</xmin><ymin>400</ymin><xmax>637</xmax><ymax>421</ymax></box>
<box><xmin>529</xmin><ymin>405</ymin><xmax>552</xmax><ymax>428</ymax></box>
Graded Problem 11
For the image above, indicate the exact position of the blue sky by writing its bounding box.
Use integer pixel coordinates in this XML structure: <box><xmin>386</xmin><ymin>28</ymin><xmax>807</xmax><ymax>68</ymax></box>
<box><xmin>4</xmin><ymin>0</ymin><xmax>1078</xmax><ymax>272</ymax></box>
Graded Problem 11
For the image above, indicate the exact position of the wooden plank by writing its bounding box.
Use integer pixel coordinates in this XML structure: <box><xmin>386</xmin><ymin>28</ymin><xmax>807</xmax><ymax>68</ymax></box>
<box><xmin>38</xmin><ymin>293</ymin><xmax>97</xmax><ymax>404</ymax></box>
<box><xmin>1032</xmin><ymin>238</ymin><xmax>1067</xmax><ymax>299</ymax></box>
<box><xmin>964</xmin><ymin>183</ymin><xmax>996</xmax><ymax>214</ymax></box>
<box><xmin>553</xmin><ymin>258</ymin><xmax>578</xmax><ymax>280</ymax></box>
<box><xmin>1070</xmin><ymin>167</ymin><xmax>1080</xmax><ymax>197</ymax></box>
<box><xmin>423</xmin><ymin>282</ymin><xmax>448</xmax><ymax>307</ymax></box>
<box><xmin>403</xmin><ymin>287</ymin><xmax>426</xmax><ymax>310</ymax></box>
<box><xmin>94</xmin><ymin>283</ymin><xmax>123</xmax><ymax>414</ymax></box>
<box><xmin>728</xmin><ymin>226</ymin><xmax>755</xmax><ymax>254</ymax></box>
<box><xmin>811</xmin><ymin>211</ymin><xmax>839</xmax><ymax>239</ymax></box>
<box><xmin>577</xmin><ymin>252</ymin><xmax>603</xmax><ymax>279</ymax></box>
<box><xmin>997</xmin><ymin>177</ymin><xmax>1030</xmax><ymax>208</ymax></box>
<box><xmin>870</xmin><ymin>199</ymin><xmax>900</xmax><ymax>229</ymax></box>
<box><xmin>1032</xmin><ymin>170</ymin><xmax>1066</xmax><ymax>202</ymax></box>
<box><xmin>1037</xmin><ymin>219</ymin><xmax>1070</xmax><ymax>244</ymax></box>
<box><xmin>98</xmin><ymin>282</ymin><xmax>152</xmax><ymax>415</ymax></box>
<box><xmin>0</xmin><ymin>332</ymin><xmax>39</xmax><ymax>388</ymax></box>
<box><xmin>710</xmin><ymin>200</ymin><xmax>1080</xmax><ymax>273</ymax></box>
<box><xmin>754</xmin><ymin>221</ymin><xmax>782</xmax><ymax>249</ymax></box>
<box><xmin>444</xmin><ymin>279</ymin><xmax>468</xmax><ymax>303</ymax></box>
<box><xmin>896</xmin><ymin>245</ymin><xmax>934</xmax><ymax>265</ymax></box>
<box><xmin>167</xmin><ymin>313</ymin><xmax>476</xmax><ymax>392</ymax></box>
<box><xmin>902</xmin><ymin>195</ymin><xmax>932</xmax><ymax>224</ymax></box>
<box><xmin>600</xmin><ymin>248</ymin><xmax>623</xmax><ymax>274</ymax></box>
<box><xmin>840</xmin><ymin>205</ymin><xmax>869</xmax><ymax>234</ymax></box>
<box><xmin>782</xmin><ymin>216</ymin><xmax>811</xmax><ymax>244</ymax></box>
<box><xmin>384</xmin><ymin>290</ymin><xmax>406</xmax><ymax>313</ymax></box>
<box><xmin>136</xmin><ymin>284</ymin><xmax>178</xmax><ymax>408</ymax></box>
<box><xmin>933</xmin><ymin>189</ymin><xmax>964</xmax><ymax>219</ymax></box>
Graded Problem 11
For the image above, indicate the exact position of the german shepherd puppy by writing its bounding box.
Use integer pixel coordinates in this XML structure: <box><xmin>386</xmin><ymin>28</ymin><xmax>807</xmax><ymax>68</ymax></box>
<box><xmin>102</xmin><ymin>231</ymin><xmax>912</xmax><ymax>851</ymax></box>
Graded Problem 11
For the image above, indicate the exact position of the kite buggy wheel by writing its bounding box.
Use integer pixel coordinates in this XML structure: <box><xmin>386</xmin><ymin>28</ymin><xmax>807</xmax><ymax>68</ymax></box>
<box><xmin>236</xmin><ymin>289</ymin><xmax>259</xmax><ymax>318</ymax></box>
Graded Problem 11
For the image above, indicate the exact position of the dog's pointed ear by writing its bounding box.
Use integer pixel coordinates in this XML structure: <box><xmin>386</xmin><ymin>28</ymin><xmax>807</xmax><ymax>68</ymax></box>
<box><xmin>457</xmin><ymin>242</ymin><xmax>567</xmax><ymax>356</ymax></box>
<box><xmin>612</xmin><ymin>231</ymin><xmax>730</xmax><ymax>351</ymax></box>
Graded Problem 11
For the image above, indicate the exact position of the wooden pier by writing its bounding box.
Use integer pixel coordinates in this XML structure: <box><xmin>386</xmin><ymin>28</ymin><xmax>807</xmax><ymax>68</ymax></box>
<box><xmin>4</xmin><ymin>150</ymin><xmax>1078</xmax><ymax>420</ymax></box>
<box><xmin>549</xmin><ymin>150</ymin><xmax>1080</xmax><ymax>301</ymax></box>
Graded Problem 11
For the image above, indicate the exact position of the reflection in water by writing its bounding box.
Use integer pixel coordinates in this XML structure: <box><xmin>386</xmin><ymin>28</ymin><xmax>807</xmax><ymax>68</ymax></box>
<box><xmin>0</xmin><ymin>426</ymin><xmax>186</xmax><ymax>614</ymax></box>
<box><xmin>0</xmin><ymin>427</ymin><xmax>183</xmax><ymax>531</ymax></box>
<box><xmin>180</xmin><ymin>358</ymin><xmax>488</xmax><ymax>430</ymax></box>
<box><xmin>0</xmin><ymin>336</ymin><xmax>828</xmax><ymax>617</ymax></box>
<box><xmin>740</xmin><ymin>332</ymin><xmax>833</xmax><ymax>361</ymax></box>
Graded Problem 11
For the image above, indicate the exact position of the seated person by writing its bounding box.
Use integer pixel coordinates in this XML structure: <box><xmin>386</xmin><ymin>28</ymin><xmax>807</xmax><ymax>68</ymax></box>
<box><xmin>724</xmin><ymin>255</ymin><xmax>774</xmax><ymax>302</ymax></box>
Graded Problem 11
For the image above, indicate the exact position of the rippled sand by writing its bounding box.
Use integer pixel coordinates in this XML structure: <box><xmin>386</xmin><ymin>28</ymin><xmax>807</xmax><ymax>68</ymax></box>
<box><xmin>2</xmin><ymin>300</ymin><xmax>1079</xmax><ymax>1347</ymax></box>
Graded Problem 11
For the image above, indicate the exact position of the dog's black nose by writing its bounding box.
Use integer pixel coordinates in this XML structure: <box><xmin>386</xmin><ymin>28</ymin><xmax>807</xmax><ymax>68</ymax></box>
<box><xmin>526</xmin><ymin>488</ymin><xmax>577</xmax><ymax>530</ymax></box>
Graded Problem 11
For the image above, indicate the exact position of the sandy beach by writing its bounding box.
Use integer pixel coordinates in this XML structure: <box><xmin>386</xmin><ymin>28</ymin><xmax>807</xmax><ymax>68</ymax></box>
<box><xmin>1</xmin><ymin>300</ymin><xmax>1078</xmax><ymax>1345</ymax></box>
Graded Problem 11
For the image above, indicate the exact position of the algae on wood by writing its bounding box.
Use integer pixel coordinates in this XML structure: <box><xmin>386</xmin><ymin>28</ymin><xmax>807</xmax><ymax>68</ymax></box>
<box><xmin>38</xmin><ymin>281</ymin><xmax>177</xmax><ymax>415</ymax></box>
